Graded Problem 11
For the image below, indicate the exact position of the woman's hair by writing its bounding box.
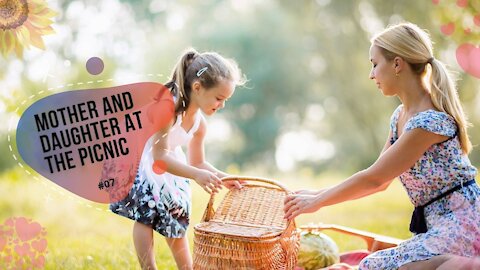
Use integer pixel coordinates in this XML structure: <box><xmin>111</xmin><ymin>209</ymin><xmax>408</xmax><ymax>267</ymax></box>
<box><xmin>165</xmin><ymin>48</ymin><xmax>246</xmax><ymax>115</ymax></box>
<box><xmin>371</xmin><ymin>22</ymin><xmax>472</xmax><ymax>153</ymax></box>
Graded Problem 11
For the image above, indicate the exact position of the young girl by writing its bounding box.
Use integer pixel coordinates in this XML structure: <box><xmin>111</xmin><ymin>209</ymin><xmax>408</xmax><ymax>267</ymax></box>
<box><xmin>284</xmin><ymin>22</ymin><xmax>479</xmax><ymax>270</ymax></box>
<box><xmin>111</xmin><ymin>49</ymin><xmax>245</xmax><ymax>269</ymax></box>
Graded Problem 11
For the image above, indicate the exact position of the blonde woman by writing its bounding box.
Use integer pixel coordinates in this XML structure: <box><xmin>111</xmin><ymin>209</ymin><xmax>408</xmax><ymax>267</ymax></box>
<box><xmin>284</xmin><ymin>22</ymin><xmax>479</xmax><ymax>270</ymax></box>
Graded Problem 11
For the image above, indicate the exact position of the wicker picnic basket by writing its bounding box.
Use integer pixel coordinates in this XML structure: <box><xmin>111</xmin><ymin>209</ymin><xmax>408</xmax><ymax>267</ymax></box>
<box><xmin>193</xmin><ymin>176</ymin><xmax>300</xmax><ymax>270</ymax></box>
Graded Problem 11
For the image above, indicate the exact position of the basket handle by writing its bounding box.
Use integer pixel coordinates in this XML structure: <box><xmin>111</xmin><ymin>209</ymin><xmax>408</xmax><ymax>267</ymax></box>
<box><xmin>220</xmin><ymin>175</ymin><xmax>291</xmax><ymax>192</ymax></box>
<box><xmin>200</xmin><ymin>176</ymin><xmax>293</xmax><ymax>223</ymax></box>
<box><xmin>300</xmin><ymin>223</ymin><xmax>402</xmax><ymax>252</ymax></box>
<box><xmin>280</xmin><ymin>218</ymin><xmax>300</xmax><ymax>268</ymax></box>
<box><xmin>201</xmin><ymin>192</ymin><xmax>215</xmax><ymax>222</ymax></box>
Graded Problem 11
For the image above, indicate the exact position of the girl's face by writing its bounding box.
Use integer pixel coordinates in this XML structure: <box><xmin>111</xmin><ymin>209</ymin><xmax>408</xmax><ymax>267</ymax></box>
<box><xmin>369</xmin><ymin>45</ymin><xmax>397</xmax><ymax>96</ymax></box>
<box><xmin>193</xmin><ymin>79</ymin><xmax>235</xmax><ymax>116</ymax></box>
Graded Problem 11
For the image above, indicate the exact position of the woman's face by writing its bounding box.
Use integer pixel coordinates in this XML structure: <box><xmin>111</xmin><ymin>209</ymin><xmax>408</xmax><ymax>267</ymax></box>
<box><xmin>369</xmin><ymin>45</ymin><xmax>397</xmax><ymax>96</ymax></box>
<box><xmin>193</xmin><ymin>79</ymin><xmax>235</xmax><ymax>116</ymax></box>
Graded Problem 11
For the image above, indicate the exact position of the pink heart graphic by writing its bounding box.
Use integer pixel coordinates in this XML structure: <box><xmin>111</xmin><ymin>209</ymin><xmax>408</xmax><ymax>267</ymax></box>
<box><xmin>3</xmin><ymin>230</ymin><xmax>13</xmax><ymax>237</ymax></box>
<box><xmin>441</xmin><ymin>22</ymin><xmax>455</xmax><ymax>35</ymax></box>
<box><xmin>5</xmin><ymin>218</ymin><xmax>14</xmax><ymax>227</ymax></box>
<box><xmin>33</xmin><ymin>255</ymin><xmax>46</xmax><ymax>268</ymax></box>
<box><xmin>14</xmin><ymin>242</ymin><xmax>30</xmax><ymax>256</ymax></box>
<box><xmin>456</xmin><ymin>43</ymin><xmax>480</xmax><ymax>78</ymax></box>
<box><xmin>15</xmin><ymin>217</ymin><xmax>42</xmax><ymax>242</ymax></box>
<box><xmin>475</xmin><ymin>15</ymin><xmax>480</xmax><ymax>26</ymax></box>
<box><xmin>27</xmin><ymin>248</ymin><xmax>35</xmax><ymax>258</ymax></box>
<box><xmin>432</xmin><ymin>0</ymin><xmax>440</xmax><ymax>4</ymax></box>
<box><xmin>31</xmin><ymin>239</ymin><xmax>47</xmax><ymax>252</ymax></box>
<box><xmin>456</xmin><ymin>0</ymin><xmax>468</xmax><ymax>8</ymax></box>
<box><xmin>5</xmin><ymin>229</ymin><xmax>14</xmax><ymax>236</ymax></box>
<box><xmin>0</xmin><ymin>236</ymin><xmax>6</xmax><ymax>251</ymax></box>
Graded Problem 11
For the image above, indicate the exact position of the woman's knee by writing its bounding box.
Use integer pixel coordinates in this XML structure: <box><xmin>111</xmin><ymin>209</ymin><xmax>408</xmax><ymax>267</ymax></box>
<box><xmin>399</xmin><ymin>262</ymin><xmax>428</xmax><ymax>270</ymax></box>
<box><xmin>358</xmin><ymin>252</ymin><xmax>400</xmax><ymax>270</ymax></box>
<box><xmin>398</xmin><ymin>264</ymin><xmax>411</xmax><ymax>270</ymax></box>
<box><xmin>399</xmin><ymin>255</ymin><xmax>453</xmax><ymax>270</ymax></box>
<box><xmin>357</xmin><ymin>256</ymin><xmax>375</xmax><ymax>270</ymax></box>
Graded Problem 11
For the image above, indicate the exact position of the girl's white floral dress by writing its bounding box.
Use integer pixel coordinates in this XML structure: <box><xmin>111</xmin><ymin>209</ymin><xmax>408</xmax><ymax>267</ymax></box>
<box><xmin>110</xmin><ymin>112</ymin><xmax>203</xmax><ymax>238</ymax></box>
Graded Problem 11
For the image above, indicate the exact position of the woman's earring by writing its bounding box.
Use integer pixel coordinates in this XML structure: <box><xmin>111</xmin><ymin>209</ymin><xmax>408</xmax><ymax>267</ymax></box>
<box><xmin>395</xmin><ymin>73</ymin><xmax>399</xmax><ymax>77</ymax></box>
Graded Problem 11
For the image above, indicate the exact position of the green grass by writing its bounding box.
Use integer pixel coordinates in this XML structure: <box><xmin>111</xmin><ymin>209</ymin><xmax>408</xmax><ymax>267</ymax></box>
<box><xmin>0</xmin><ymin>167</ymin><xmax>414</xmax><ymax>269</ymax></box>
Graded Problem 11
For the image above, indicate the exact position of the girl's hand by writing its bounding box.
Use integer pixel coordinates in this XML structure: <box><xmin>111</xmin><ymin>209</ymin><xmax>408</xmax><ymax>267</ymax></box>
<box><xmin>193</xmin><ymin>169</ymin><xmax>223</xmax><ymax>194</ymax></box>
<box><xmin>283</xmin><ymin>193</ymin><xmax>320</xmax><ymax>220</ymax></box>
<box><xmin>222</xmin><ymin>179</ymin><xmax>245</xmax><ymax>190</ymax></box>
<box><xmin>219</xmin><ymin>175</ymin><xmax>246</xmax><ymax>189</ymax></box>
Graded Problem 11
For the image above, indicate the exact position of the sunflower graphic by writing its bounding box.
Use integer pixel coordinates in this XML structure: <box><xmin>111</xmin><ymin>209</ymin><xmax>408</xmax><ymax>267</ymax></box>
<box><xmin>0</xmin><ymin>0</ymin><xmax>56</xmax><ymax>58</ymax></box>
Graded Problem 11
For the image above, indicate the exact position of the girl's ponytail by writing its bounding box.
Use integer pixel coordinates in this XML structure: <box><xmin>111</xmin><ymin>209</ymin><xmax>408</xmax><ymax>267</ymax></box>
<box><xmin>165</xmin><ymin>49</ymin><xmax>200</xmax><ymax>115</ymax></box>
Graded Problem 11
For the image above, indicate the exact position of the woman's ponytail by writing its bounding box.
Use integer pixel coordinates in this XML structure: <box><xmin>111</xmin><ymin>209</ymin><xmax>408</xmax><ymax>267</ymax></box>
<box><xmin>430</xmin><ymin>59</ymin><xmax>472</xmax><ymax>153</ymax></box>
<box><xmin>372</xmin><ymin>23</ymin><xmax>472</xmax><ymax>154</ymax></box>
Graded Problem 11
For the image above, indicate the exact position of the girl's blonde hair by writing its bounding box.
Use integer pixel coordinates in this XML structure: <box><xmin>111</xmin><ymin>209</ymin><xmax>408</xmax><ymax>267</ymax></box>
<box><xmin>372</xmin><ymin>22</ymin><xmax>472</xmax><ymax>154</ymax></box>
<box><xmin>165</xmin><ymin>48</ymin><xmax>246</xmax><ymax>115</ymax></box>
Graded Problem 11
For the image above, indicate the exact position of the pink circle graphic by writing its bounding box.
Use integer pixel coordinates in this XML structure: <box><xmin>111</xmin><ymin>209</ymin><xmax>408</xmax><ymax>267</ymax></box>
<box><xmin>456</xmin><ymin>0</ymin><xmax>468</xmax><ymax>8</ymax></box>
<box><xmin>474</xmin><ymin>15</ymin><xmax>480</xmax><ymax>26</ymax></box>
<box><xmin>440</xmin><ymin>22</ymin><xmax>455</xmax><ymax>36</ymax></box>
<box><xmin>456</xmin><ymin>43</ymin><xmax>480</xmax><ymax>79</ymax></box>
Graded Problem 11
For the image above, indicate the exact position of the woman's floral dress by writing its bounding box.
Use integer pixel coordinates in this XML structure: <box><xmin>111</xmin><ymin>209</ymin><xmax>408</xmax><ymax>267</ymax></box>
<box><xmin>359</xmin><ymin>105</ymin><xmax>479</xmax><ymax>269</ymax></box>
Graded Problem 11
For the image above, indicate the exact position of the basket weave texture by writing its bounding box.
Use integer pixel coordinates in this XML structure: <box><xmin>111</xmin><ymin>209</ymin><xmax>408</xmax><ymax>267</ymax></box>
<box><xmin>193</xmin><ymin>176</ymin><xmax>300</xmax><ymax>270</ymax></box>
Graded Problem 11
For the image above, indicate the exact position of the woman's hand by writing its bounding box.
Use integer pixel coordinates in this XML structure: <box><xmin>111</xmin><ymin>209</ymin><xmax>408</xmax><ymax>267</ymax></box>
<box><xmin>284</xmin><ymin>193</ymin><xmax>321</xmax><ymax>220</ymax></box>
<box><xmin>193</xmin><ymin>169</ymin><xmax>223</xmax><ymax>194</ymax></box>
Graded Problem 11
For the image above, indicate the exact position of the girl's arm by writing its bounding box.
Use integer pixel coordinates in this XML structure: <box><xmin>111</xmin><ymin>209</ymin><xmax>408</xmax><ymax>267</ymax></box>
<box><xmin>284</xmin><ymin>128</ymin><xmax>448</xmax><ymax>219</ymax></box>
<box><xmin>188</xmin><ymin>118</ymin><xmax>242</xmax><ymax>189</ymax></box>
<box><xmin>152</xmin><ymin>119</ymin><xmax>222</xmax><ymax>194</ymax></box>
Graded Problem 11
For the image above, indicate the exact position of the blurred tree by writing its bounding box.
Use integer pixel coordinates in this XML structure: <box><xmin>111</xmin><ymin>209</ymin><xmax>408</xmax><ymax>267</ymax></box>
<box><xmin>141</xmin><ymin>0</ymin><xmax>313</xmax><ymax>171</ymax></box>
<box><xmin>1</xmin><ymin>0</ymin><xmax>478</xmax><ymax>175</ymax></box>
<box><xmin>275</xmin><ymin>0</ymin><xmax>480</xmax><ymax>172</ymax></box>
<box><xmin>189</xmin><ymin>1</ymin><xmax>312</xmax><ymax>170</ymax></box>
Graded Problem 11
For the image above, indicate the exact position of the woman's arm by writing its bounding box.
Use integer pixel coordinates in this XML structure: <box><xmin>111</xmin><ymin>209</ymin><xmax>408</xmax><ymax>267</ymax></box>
<box><xmin>284</xmin><ymin>128</ymin><xmax>448</xmax><ymax>219</ymax></box>
<box><xmin>380</xmin><ymin>129</ymin><xmax>393</xmax><ymax>156</ymax></box>
<box><xmin>350</xmin><ymin>129</ymin><xmax>396</xmax><ymax>197</ymax></box>
<box><xmin>188</xmin><ymin>118</ymin><xmax>242</xmax><ymax>189</ymax></box>
<box><xmin>152</xmin><ymin>119</ymin><xmax>222</xmax><ymax>194</ymax></box>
